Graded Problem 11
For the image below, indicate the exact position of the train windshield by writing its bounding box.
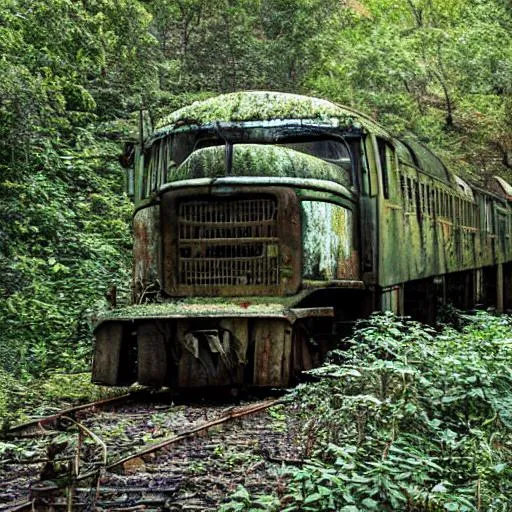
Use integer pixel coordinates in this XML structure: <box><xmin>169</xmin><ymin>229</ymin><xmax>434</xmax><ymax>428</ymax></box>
<box><xmin>168</xmin><ymin>125</ymin><xmax>354</xmax><ymax>170</ymax></box>
<box><xmin>141</xmin><ymin>125</ymin><xmax>360</xmax><ymax>198</ymax></box>
<box><xmin>277</xmin><ymin>140</ymin><xmax>351</xmax><ymax>170</ymax></box>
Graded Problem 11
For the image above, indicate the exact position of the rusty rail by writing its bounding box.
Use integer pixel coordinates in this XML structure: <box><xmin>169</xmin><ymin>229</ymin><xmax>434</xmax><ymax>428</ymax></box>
<box><xmin>74</xmin><ymin>398</ymin><xmax>281</xmax><ymax>482</ymax></box>
<box><xmin>5</xmin><ymin>397</ymin><xmax>281</xmax><ymax>511</ymax></box>
<box><xmin>107</xmin><ymin>398</ymin><xmax>280</xmax><ymax>472</ymax></box>
<box><xmin>4</xmin><ymin>393</ymin><xmax>132</xmax><ymax>438</ymax></box>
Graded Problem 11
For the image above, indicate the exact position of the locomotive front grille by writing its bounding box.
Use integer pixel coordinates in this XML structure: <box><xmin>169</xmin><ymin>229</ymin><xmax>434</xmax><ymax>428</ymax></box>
<box><xmin>177</xmin><ymin>197</ymin><xmax>280</xmax><ymax>287</ymax></box>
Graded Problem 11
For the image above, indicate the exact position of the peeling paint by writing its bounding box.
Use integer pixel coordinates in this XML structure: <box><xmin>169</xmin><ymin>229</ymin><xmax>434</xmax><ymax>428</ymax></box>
<box><xmin>132</xmin><ymin>206</ymin><xmax>160</xmax><ymax>302</ymax></box>
<box><xmin>301</xmin><ymin>201</ymin><xmax>355</xmax><ymax>280</ymax></box>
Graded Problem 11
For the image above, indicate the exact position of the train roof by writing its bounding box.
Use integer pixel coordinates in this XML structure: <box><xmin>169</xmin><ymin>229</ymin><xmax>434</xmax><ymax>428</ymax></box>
<box><xmin>151</xmin><ymin>90</ymin><xmax>512</xmax><ymax>192</ymax></box>
<box><xmin>154</xmin><ymin>90</ymin><xmax>389</xmax><ymax>138</ymax></box>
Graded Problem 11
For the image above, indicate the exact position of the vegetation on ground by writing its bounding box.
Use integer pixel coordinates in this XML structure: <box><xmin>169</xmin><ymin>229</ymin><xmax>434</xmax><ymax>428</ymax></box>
<box><xmin>221</xmin><ymin>311</ymin><xmax>512</xmax><ymax>511</ymax></box>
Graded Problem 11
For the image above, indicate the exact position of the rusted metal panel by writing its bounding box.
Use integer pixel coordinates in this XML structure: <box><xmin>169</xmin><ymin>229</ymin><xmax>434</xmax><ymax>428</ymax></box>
<box><xmin>252</xmin><ymin>319</ymin><xmax>292</xmax><ymax>386</ymax></box>
<box><xmin>177</xmin><ymin>196</ymin><xmax>280</xmax><ymax>288</ymax></box>
<box><xmin>175</xmin><ymin>319</ymin><xmax>246</xmax><ymax>387</ymax></box>
<box><xmin>132</xmin><ymin>206</ymin><xmax>161</xmax><ymax>303</ymax></box>
<box><xmin>137</xmin><ymin>322</ymin><xmax>169</xmax><ymax>386</ymax></box>
<box><xmin>161</xmin><ymin>186</ymin><xmax>301</xmax><ymax>297</ymax></box>
<box><xmin>92</xmin><ymin>322</ymin><xmax>123</xmax><ymax>385</ymax></box>
<box><xmin>219</xmin><ymin>318</ymin><xmax>249</xmax><ymax>364</ymax></box>
<box><xmin>380</xmin><ymin>285</ymin><xmax>403</xmax><ymax>314</ymax></box>
<box><xmin>292</xmin><ymin>322</ymin><xmax>314</xmax><ymax>375</ymax></box>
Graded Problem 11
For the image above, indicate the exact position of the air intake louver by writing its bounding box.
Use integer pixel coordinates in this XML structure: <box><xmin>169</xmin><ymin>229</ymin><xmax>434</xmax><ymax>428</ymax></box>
<box><xmin>177</xmin><ymin>197</ymin><xmax>280</xmax><ymax>287</ymax></box>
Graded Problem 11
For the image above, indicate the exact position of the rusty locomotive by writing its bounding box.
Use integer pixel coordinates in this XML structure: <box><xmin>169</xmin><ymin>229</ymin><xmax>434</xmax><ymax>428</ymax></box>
<box><xmin>92</xmin><ymin>91</ymin><xmax>512</xmax><ymax>389</ymax></box>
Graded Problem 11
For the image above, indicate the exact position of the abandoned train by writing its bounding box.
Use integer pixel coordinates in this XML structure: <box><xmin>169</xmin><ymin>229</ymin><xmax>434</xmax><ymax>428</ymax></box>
<box><xmin>92</xmin><ymin>91</ymin><xmax>512</xmax><ymax>389</ymax></box>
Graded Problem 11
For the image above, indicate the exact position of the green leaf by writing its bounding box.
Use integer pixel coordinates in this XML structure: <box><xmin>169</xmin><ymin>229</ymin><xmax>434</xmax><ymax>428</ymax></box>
<box><xmin>304</xmin><ymin>492</ymin><xmax>321</xmax><ymax>504</ymax></box>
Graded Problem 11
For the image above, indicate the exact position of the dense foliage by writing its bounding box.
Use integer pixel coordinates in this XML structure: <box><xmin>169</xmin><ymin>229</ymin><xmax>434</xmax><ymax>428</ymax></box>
<box><xmin>0</xmin><ymin>1</ymin><xmax>511</xmax><ymax>413</ymax></box>
<box><xmin>221</xmin><ymin>312</ymin><xmax>512</xmax><ymax>511</ymax></box>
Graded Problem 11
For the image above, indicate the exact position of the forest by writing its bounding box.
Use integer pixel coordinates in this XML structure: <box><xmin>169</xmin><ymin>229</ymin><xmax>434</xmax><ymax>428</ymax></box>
<box><xmin>0</xmin><ymin>0</ymin><xmax>511</xmax><ymax>509</ymax></box>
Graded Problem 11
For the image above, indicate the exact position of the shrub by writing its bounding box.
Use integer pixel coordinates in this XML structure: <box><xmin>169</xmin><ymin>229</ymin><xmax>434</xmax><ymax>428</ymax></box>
<box><xmin>223</xmin><ymin>312</ymin><xmax>512</xmax><ymax>511</ymax></box>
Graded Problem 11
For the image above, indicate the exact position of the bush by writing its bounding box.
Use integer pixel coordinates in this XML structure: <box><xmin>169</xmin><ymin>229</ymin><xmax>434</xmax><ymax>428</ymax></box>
<box><xmin>223</xmin><ymin>312</ymin><xmax>512</xmax><ymax>511</ymax></box>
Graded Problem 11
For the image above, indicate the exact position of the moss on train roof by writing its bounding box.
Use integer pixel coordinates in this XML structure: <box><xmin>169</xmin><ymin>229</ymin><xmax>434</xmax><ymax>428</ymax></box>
<box><xmin>170</xmin><ymin>144</ymin><xmax>351</xmax><ymax>188</ymax></box>
<box><xmin>155</xmin><ymin>91</ymin><xmax>387</xmax><ymax>137</ymax></box>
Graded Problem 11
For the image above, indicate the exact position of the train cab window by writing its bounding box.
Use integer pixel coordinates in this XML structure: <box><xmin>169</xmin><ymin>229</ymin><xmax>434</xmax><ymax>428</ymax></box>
<box><xmin>280</xmin><ymin>139</ymin><xmax>351</xmax><ymax>169</ymax></box>
<box><xmin>142</xmin><ymin>140</ymin><xmax>166</xmax><ymax>198</ymax></box>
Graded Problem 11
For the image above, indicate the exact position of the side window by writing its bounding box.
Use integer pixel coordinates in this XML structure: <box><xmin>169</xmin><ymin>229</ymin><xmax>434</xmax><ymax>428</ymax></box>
<box><xmin>360</xmin><ymin>139</ymin><xmax>372</xmax><ymax>195</ymax></box>
<box><xmin>164</xmin><ymin>138</ymin><xmax>172</xmax><ymax>183</ymax></box>
<box><xmin>377</xmin><ymin>138</ymin><xmax>397</xmax><ymax>199</ymax></box>
<box><xmin>408</xmin><ymin>178</ymin><xmax>416</xmax><ymax>211</ymax></box>
<box><xmin>141</xmin><ymin>139</ymin><xmax>172</xmax><ymax>199</ymax></box>
<box><xmin>400</xmin><ymin>174</ymin><xmax>408</xmax><ymax>205</ymax></box>
<box><xmin>142</xmin><ymin>148</ymin><xmax>151</xmax><ymax>199</ymax></box>
<box><xmin>484</xmin><ymin>198</ymin><xmax>494</xmax><ymax>233</ymax></box>
<box><xmin>421</xmin><ymin>183</ymin><xmax>428</xmax><ymax>215</ymax></box>
<box><xmin>152</xmin><ymin>141</ymin><xmax>160</xmax><ymax>193</ymax></box>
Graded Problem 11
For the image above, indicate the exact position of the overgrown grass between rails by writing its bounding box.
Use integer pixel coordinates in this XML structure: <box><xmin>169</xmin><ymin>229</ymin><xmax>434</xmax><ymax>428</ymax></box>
<box><xmin>220</xmin><ymin>311</ymin><xmax>512</xmax><ymax>512</ymax></box>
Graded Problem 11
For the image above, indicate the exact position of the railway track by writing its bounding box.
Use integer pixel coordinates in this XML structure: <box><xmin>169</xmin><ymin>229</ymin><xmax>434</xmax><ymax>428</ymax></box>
<box><xmin>0</xmin><ymin>391</ymin><xmax>301</xmax><ymax>511</ymax></box>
